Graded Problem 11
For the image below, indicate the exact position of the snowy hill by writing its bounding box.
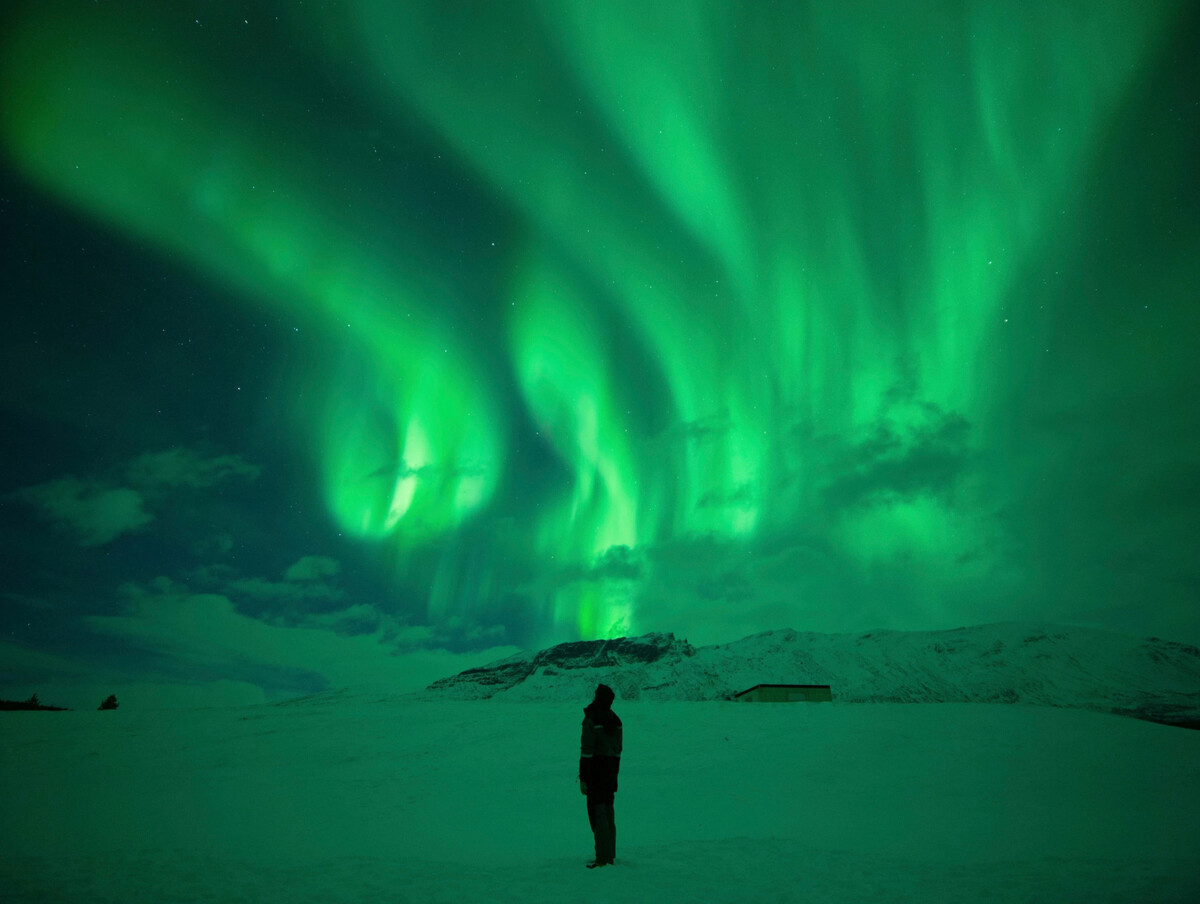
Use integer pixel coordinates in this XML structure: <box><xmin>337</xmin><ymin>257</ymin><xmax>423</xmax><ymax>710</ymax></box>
<box><xmin>425</xmin><ymin>623</ymin><xmax>1200</xmax><ymax>726</ymax></box>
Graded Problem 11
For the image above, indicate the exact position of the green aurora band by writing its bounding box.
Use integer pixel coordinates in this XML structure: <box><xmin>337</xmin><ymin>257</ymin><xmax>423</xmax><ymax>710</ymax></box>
<box><xmin>0</xmin><ymin>1</ymin><xmax>1187</xmax><ymax>641</ymax></box>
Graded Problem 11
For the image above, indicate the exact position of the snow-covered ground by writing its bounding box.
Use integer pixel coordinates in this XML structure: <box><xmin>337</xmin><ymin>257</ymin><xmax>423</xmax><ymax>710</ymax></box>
<box><xmin>2</xmin><ymin>696</ymin><xmax>1198</xmax><ymax>902</ymax></box>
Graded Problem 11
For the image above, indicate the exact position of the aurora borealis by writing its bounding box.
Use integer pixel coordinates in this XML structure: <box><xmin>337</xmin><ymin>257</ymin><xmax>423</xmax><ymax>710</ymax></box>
<box><xmin>2</xmin><ymin>1</ymin><xmax>1198</xmax><ymax>707</ymax></box>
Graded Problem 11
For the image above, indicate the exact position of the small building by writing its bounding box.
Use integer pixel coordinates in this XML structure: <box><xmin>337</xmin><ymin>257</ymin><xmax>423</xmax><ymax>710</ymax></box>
<box><xmin>734</xmin><ymin>683</ymin><xmax>832</xmax><ymax>703</ymax></box>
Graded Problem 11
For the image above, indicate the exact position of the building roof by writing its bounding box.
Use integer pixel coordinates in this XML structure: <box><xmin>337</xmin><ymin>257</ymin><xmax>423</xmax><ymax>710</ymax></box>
<box><xmin>734</xmin><ymin>683</ymin><xmax>831</xmax><ymax>696</ymax></box>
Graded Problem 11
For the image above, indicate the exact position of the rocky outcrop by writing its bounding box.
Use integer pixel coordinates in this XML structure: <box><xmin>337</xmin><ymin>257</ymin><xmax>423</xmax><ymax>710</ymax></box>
<box><xmin>426</xmin><ymin>632</ymin><xmax>695</xmax><ymax>699</ymax></box>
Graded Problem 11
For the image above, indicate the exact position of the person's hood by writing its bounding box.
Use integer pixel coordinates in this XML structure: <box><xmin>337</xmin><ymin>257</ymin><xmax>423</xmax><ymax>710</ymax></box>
<box><xmin>592</xmin><ymin>684</ymin><xmax>615</xmax><ymax>708</ymax></box>
<box><xmin>584</xmin><ymin>683</ymin><xmax>619</xmax><ymax>726</ymax></box>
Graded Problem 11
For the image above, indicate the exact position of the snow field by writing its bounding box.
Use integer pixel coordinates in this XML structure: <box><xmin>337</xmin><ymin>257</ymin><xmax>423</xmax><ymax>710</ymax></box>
<box><xmin>2</xmin><ymin>698</ymin><xmax>1198</xmax><ymax>902</ymax></box>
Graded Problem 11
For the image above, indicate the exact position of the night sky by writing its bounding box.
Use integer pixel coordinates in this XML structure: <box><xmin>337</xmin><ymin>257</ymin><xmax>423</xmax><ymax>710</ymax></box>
<box><xmin>2</xmin><ymin>1</ymin><xmax>1198</xmax><ymax>709</ymax></box>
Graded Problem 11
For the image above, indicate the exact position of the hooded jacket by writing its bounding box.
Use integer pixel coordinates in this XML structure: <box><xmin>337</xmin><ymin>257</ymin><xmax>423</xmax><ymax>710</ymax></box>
<box><xmin>579</xmin><ymin>686</ymin><xmax>622</xmax><ymax>795</ymax></box>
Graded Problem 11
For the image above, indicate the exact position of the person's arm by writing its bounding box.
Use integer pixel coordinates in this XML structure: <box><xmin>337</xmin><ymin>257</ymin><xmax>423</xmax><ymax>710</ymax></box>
<box><xmin>579</xmin><ymin>716</ymin><xmax>595</xmax><ymax>790</ymax></box>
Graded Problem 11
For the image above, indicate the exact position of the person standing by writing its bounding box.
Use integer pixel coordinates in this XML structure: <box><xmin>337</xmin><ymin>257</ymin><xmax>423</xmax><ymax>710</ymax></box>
<box><xmin>578</xmin><ymin>683</ymin><xmax>622</xmax><ymax>868</ymax></box>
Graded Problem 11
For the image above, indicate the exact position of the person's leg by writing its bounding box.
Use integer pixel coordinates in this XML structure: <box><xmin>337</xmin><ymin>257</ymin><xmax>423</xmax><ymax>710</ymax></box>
<box><xmin>591</xmin><ymin>797</ymin><xmax>615</xmax><ymax>864</ymax></box>
<box><xmin>607</xmin><ymin>799</ymin><xmax>616</xmax><ymax>863</ymax></box>
<box><xmin>586</xmin><ymin>796</ymin><xmax>603</xmax><ymax>863</ymax></box>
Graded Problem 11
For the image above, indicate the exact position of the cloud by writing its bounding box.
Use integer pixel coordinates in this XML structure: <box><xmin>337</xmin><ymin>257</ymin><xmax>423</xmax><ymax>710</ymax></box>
<box><xmin>10</xmin><ymin>447</ymin><xmax>259</xmax><ymax>547</ymax></box>
<box><xmin>85</xmin><ymin>579</ymin><xmax>520</xmax><ymax>697</ymax></box>
<box><xmin>363</xmin><ymin>460</ymin><xmax>488</xmax><ymax>480</ymax></box>
<box><xmin>0</xmin><ymin>633</ymin><xmax>273</xmax><ymax>710</ymax></box>
<box><xmin>0</xmin><ymin>638</ymin><xmax>93</xmax><ymax>682</ymax></box>
<box><xmin>550</xmin><ymin>545</ymin><xmax>645</xmax><ymax>584</ymax></box>
<box><xmin>125</xmin><ymin>447</ymin><xmax>261</xmax><ymax>489</ymax></box>
<box><xmin>625</xmin><ymin>534</ymin><xmax>836</xmax><ymax>645</ymax></box>
<box><xmin>225</xmin><ymin>576</ymin><xmax>345</xmax><ymax>605</ymax></box>
<box><xmin>673</xmin><ymin>412</ymin><xmax>732</xmax><ymax>442</ymax></box>
<box><xmin>697</xmin><ymin>482</ymin><xmax>756</xmax><ymax>511</ymax></box>
<box><xmin>189</xmin><ymin>556</ymin><xmax>346</xmax><ymax>617</ymax></box>
<box><xmin>12</xmin><ymin>476</ymin><xmax>153</xmax><ymax>545</ymax></box>
<box><xmin>0</xmin><ymin>592</ymin><xmax>57</xmax><ymax>611</ymax></box>
<box><xmin>284</xmin><ymin>555</ymin><xmax>341</xmax><ymax>582</ymax></box>
<box><xmin>303</xmin><ymin>603</ymin><xmax>388</xmax><ymax>636</ymax></box>
<box><xmin>817</xmin><ymin>402</ymin><xmax>972</xmax><ymax>510</ymax></box>
<box><xmin>191</xmin><ymin>532</ymin><xmax>235</xmax><ymax>558</ymax></box>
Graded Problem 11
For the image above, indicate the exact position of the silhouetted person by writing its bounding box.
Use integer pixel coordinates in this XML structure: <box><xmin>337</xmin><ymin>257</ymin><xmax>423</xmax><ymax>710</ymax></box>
<box><xmin>579</xmin><ymin>683</ymin><xmax>622</xmax><ymax>868</ymax></box>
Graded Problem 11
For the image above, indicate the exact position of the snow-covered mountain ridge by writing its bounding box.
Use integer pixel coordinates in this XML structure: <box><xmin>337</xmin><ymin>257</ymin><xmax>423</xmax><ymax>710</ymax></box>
<box><xmin>425</xmin><ymin>623</ymin><xmax>1200</xmax><ymax>726</ymax></box>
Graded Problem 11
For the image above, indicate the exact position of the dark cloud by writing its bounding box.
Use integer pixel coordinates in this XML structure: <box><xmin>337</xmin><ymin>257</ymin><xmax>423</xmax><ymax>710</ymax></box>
<box><xmin>588</xmin><ymin>545</ymin><xmax>645</xmax><ymax>581</ymax></box>
<box><xmin>818</xmin><ymin>404</ymin><xmax>972</xmax><ymax>511</ymax></box>
<box><xmin>674</xmin><ymin>412</ymin><xmax>732</xmax><ymax>443</ymax></box>
<box><xmin>697</xmin><ymin>483</ymin><xmax>757</xmax><ymax>511</ymax></box>
<box><xmin>694</xmin><ymin>569</ymin><xmax>756</xmax><ymax>604</ymax></box>
<box><xmin>534</xmin><ymin>544</ymin><xmax>646</xmax><ymax>587</ymax></box>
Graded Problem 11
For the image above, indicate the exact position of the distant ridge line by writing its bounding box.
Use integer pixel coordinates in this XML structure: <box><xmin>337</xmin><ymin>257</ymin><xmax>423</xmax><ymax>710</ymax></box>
<box><xmin>423</xmin><ymin>623</ymin><xmax>1200</xmax><ymax>727</ymax></box>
